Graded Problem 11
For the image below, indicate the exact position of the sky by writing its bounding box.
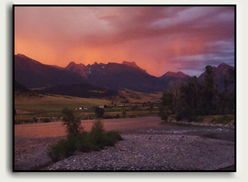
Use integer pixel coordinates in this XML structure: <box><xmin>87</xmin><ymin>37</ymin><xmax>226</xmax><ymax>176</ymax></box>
<box><xmin>14</xmin><ymin>6</ymin><xmax>235</xmax><ymax>77</ymax></box>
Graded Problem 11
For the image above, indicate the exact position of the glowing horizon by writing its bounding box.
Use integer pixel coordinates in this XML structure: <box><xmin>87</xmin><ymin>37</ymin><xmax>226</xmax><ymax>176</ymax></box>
<box><xmin>15</xmin><ymin>6</ymin><xmax>235</xmax><ymax>77</ymax></box>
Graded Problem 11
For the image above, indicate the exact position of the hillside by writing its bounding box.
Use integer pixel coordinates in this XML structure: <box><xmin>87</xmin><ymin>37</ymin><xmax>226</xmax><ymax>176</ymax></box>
<box><xmin>15</xmin><ymin>54</ymin><xmax>87</xmax><ymax>89</ymax></box>
<box><xmin>14</xmin><ymin>81</ymin><xmax>39</xmax><ymax>97</ymax></box>
<box><xmin>65</xmin><ymin>61</ymin><xmax>167</xmax><ymax>93</ymax></box>
<box><xmin>159</xmin><ymin>71</ymin><xmax>190</xmax><ymax>90</ymax></box>
<box><xmin>41</xmin><ymin>83</ymin><xmax>119</xmax><ymax>99</ymax></box>
<box><xmin>85</xmin><ymin>62</ymin><xmax>167</xmax><ymax>93</ymax></box>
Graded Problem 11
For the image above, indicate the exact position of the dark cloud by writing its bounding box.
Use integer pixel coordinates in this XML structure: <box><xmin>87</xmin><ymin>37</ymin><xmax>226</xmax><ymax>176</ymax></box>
<box><xmin>15</xmin><ymin>6</ymin><xmax>235</xmax><ymax>76</ymax></box>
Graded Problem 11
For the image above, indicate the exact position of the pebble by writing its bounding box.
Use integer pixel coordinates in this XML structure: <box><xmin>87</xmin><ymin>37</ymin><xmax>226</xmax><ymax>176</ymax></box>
<box><xmin>47</xmin><ymin>134</ymin><xmax>234</xmax><ymax>171</ymax></box>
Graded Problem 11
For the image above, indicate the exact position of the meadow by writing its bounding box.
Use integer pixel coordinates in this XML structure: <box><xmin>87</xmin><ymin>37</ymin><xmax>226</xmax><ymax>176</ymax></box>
<box><xmin>14</xmin><ymin>93</ymin><xmax>160</xmax><ymax>124</ymax></box>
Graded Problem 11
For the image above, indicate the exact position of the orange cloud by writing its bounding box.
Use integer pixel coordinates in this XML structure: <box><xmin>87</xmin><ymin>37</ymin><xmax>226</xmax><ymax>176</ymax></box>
<box><xmin>14</xmin><ymin>6</ymin><xmax>235</xmax><ymax>77</ymax></box>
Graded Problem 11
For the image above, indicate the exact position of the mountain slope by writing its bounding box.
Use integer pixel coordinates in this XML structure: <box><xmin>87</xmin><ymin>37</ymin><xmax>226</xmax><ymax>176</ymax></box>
<box><xmin>85</xmin><ymin>62</ymin><xmax>166</xmax><ymax>93</ymax></box>
<box><xmin>159</xmin><ymin>71</ymin><xmax>190</xmax><ymax>90</ymax></box>
<box><xmin>15</xmin><ymin>54</ymin><xmax>87</xmax><ymax>89</ymax></box>
<box><xmin>14</xmin><ymin>81</ymin><xmax>40</xmax><ymax>97</ymax></box>
<box><xmin>159</xmin><ymin>71</ymin><xmax>190</xmax><ymax>81</ymax></box>
<box><xmin>122</xmin><ymin>61</ymin><xmax>147</xmax><ymax>73</ymax></box>
<box><xmin>65</xmin><ymin>61</ymin><xmax>88</xmax><ymax>78</ymax></box>
<box><xmin>160</xmin><ymin>71</ymin><xmax>190</xmax><ymax>79</ymax></box>
<box><xmin>41</xmin><ymin>83</ymin><xmax>119</xmax><ymax>98</ymax></box>
<box><xmin>65</xmin><ymin>61</ymin><xmax>166</xmax><ymax>93</ymax></box>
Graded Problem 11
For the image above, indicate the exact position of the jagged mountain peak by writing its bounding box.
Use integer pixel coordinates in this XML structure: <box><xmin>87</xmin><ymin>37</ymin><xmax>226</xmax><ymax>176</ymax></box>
<box><xmin>67</xmin><ymin>61</ymin><xmax>76</xmax><ymax>66</ymax></box>
<box><xmin>122</xmin><ymin>61</ymin><xmax>137</xmax><ymax>66</ymax></box>
<box><xmin>66</xmin><ymin>61</ymin><xmax>86</xmax><ymax>68</ymax></box>
<box><xmin>65</xmin><ymin>62</ymin><xmax>87</xmax><ymax>77</ymax></box>
<box><xmin>122</xmin><ymin>60</ymin><xmax>147</xmax><ymax>73</ymax></box>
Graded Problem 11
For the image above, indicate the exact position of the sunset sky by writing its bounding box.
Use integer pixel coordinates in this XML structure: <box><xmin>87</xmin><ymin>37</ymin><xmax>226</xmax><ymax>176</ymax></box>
<box><xmin>14</xmin><ymin>6</ymin><xmax>235</xmax><ymax>76</ymax></box>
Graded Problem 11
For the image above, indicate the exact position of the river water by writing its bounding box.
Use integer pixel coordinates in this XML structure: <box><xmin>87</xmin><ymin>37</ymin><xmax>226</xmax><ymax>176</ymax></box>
<box><xmin>15</xmin><ymin>116</ymin><xmax>235</xmax><ymax>142</ymax></box>
<box><xmin>143</xmin><ymin>122</ymin><xmax>235</xmax><ymax>142</ymax></box>
<box><xmin>97</xmin><ymin>116</ymin><xmax>235</xmax><ymax>142</ymax></box>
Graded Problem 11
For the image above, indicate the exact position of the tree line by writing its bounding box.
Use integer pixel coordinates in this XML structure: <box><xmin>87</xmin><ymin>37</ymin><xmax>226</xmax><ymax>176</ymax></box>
<box><xmin>158</xmin><ymin>65</ymin><xmax>235</xmax><ymax>122</ymax></box>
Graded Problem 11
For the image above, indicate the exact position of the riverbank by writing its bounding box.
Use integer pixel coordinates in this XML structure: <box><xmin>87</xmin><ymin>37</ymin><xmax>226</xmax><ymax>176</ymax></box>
<box><xmin>14</xmin><ymin>116</ymin><xmax>235</xmax><ymax>171</ymax></box>
<box><xmin>47</xmin><ymin>134</ymin><xmax>234</xmax><ymax>171</ymax></box>
<box><xmin>164</xmin><ymin>115</ymin><xmax>235</xmax><ymax>129</ymax></box>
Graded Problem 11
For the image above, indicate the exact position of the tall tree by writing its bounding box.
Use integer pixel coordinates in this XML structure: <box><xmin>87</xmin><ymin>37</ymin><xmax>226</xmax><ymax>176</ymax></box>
<box><xmin>202</xmin><ymin>65</ymin><xmax>218</xmax><ymax>114</ymax></box>
<box><xmin>62</xmin><ymin>107</ymin><xmax>83</xmax><ymax>137</ymax></box>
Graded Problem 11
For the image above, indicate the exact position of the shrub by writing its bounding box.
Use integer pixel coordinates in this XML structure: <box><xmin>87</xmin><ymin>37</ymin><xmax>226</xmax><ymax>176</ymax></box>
<box><xmin>212</xmin><ymin>115</ymin><xmax>233</xmax><ymax>124</ymax></box>
<box><xmin>175</xmin><ymin>112</ymin><xmax>183</xmax><ymax>121</ymax></box>
<box><xmin>121</xmin><ymin>99</ymin><xmax>129</xmax><ymax>103</ymax></box>
<box><xmin>195</xmin><ymin>116</ymin><xmax>204</xmax><ymax>123</ymax></box>
<box><xmin>47</xmin><ymin>118</ymin><xmax>124</xmax><ymax>162</ymax></box>
<box><xmin>47</xmin><ymin>139</ymin><xmax>77</xmax><ymax>162</ymax></box>
<box><xmin>62</xmin><ymin>107</ymin><xmax>83</xmax><ymax>137</ymax></box>
<box><xmin>91</xmin><ymin>130</ymin><xmax>123</xmax><ymax>148</ymax></box>
<box><xmin>41</xmin><ymin>118</ymin><xmax>51</xmax><ymax>123</ymax></box>
<box><xmin>91</xmin><ymin>120</ymin><xmax>104</xmax><ymax>135</ymax></box>
<box><xmin>103</xmin><ymin>114</ymin><xmax>113</xmax><ymax>119</ymax></box>
<box><xmin>77</xmin><ymin>132</ymin><xmax>95</xmax><ymax>152</ymax></box>
<box><xmin>175</xmin><ymin>109</ymin><xmax>203</xmax><ymax>122</ymax></box>
<box><xmin>158</xmin><ymin>106</ymin><xmax>170</xmax><ymax>122</ymax></box>
<box><xmin>95</xmin><ymin>107</ymin><xmax>105</xmax><ymax>118</ymax></box>
<box><xmin>106</xmin><ymin>131</ymin><xmax>124</xmax><ymax>142</ymax></box>
<box><xmin>33</xmin><ymin>117</ymin><xmax>38</xmax><ymax>123</ymax></box>
<box><xmin>149</xmin><ymin>103</ymin><xmax>154</xmax><ymax>113</ymax></box>
<box><xmin>89</xmin><ymin>120</ymin><xmax>105</xmax><ymax>147</ymax></box>
<box><xmin>131</xmin><ymin>106</ymin><xmax>137</xmax><ymax>111</ymax></box>
<box><xmin>122</xmin><ymin>109</ymin><xmax>127</xmax><ymax>117</ymax></box>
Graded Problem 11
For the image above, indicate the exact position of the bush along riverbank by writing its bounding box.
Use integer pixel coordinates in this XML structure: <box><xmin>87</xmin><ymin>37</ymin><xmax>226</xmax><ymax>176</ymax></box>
<box><xmin>47</xmin><ymin>108</ymin><xmax>123</xmax><ymax>163</ymax></box>
<box><xmin>163</xmin><ymin>114</ymin><xmax>235</xmax><ymax>129</ymax></box>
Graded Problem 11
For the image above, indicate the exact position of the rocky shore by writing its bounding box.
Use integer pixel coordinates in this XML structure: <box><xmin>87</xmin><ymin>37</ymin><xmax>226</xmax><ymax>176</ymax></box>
<box><xmin>167</xmin><ymin>120</ymin><xmax>235</xmax><ymax>129</ymax></box>
<box><xmin>14</xmin><ymin>117</ymin><xmax>235</xmax><ymax>171</ymax></box>
<box><xmin>47</xmin><ymin>134</ymin><xmax>234</xmax><ymax>171</ymax></box>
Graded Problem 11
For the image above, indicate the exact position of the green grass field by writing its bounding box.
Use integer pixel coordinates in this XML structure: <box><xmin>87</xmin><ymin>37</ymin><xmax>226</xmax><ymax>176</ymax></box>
<box><xmin>14</xmin><ymin>94</ymin><xmax>111</xmax><ymax>121</ymax></box>
<box><xmin>14</xmin><ymin>94</ymin><xmax>159</xmax><ymax>123</ymax></box>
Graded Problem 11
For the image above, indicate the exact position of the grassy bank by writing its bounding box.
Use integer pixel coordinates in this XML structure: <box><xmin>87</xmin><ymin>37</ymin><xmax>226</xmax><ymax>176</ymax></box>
<box><xmin>164</xmin><ymin>114</ymin><xmax>235</xmax><ymax>128</ymax></box>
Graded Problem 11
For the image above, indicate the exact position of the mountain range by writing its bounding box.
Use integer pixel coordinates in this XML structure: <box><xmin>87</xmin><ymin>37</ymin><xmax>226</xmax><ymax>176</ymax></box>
<box><xmin>14</xmin><ymin>54</ymin><xmax>234</xmax><ymax>97</ymax></box>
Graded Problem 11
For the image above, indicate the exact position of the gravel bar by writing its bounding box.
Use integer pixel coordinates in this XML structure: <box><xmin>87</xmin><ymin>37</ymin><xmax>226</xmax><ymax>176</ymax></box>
<box><xmin>48</xmin><ymin>134</ymin><xmax>234</xmax><ymax>171</ymax></box>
